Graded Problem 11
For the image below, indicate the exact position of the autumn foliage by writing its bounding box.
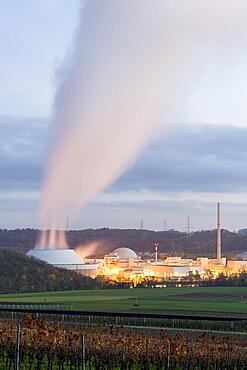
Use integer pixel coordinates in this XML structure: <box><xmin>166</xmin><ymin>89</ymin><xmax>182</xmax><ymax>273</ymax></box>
<box><xmin>0</xmin><ymin>316</ymin><xmax>247</xmax><ymax>369</ymax></box>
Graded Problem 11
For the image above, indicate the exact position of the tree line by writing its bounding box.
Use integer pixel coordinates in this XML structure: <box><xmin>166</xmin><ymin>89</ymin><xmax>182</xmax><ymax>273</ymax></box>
<box><xmin>1</xmin><ymin>227</ymin><xmax>247</xmax><ymax>257</ymax></box>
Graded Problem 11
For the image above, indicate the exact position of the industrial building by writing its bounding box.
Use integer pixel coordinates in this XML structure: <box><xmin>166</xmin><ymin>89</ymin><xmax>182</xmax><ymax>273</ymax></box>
<box><xmin>100</xmin><ymin>246</ymin><xmax>207</xmax><ymax>282</ymax></box>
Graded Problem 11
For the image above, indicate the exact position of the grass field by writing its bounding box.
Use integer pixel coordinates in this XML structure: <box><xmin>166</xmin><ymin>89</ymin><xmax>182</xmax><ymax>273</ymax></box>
<box><xmin>1</xmin><ymin>287</ymin><xmax>247</xmax><ymax>315</ymax></box>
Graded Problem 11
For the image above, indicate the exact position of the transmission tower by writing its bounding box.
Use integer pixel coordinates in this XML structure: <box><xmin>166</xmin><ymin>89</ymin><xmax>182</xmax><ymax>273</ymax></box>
<box><xmin>163</xmin><ymin>218</ymin><xmax>167</xmax><ymax>232</ymax></box>
<box><xmin>140</xmin><ymin>219</ymin><xmax>144</xmax><ymax>230</ymax></box>
<box><xmin>186</xmin><ymin>216</ymin><xmax>192</xmax><ymax>237</ymax></box>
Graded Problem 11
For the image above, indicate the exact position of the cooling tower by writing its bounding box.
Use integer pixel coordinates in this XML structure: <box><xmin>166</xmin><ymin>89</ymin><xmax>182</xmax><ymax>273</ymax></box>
<box><xmin>27</xmin><ymin>249</ymin><xmax>99</xmax><ymax>277</ymax></box>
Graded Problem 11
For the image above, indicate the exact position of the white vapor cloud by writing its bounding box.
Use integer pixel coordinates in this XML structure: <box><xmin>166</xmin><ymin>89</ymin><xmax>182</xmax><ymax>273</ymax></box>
<box><xmin>38</xmin><ymin>0</ymin><xmax>247</xmax><ymax>236</ymax></box>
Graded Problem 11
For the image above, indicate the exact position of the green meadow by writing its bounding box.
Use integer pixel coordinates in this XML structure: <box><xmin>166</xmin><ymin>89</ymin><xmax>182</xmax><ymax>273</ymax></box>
<box><xmin>1</xmin><ymin>287</ymin><xmax>247</xmax><ymax>315</ymax></box>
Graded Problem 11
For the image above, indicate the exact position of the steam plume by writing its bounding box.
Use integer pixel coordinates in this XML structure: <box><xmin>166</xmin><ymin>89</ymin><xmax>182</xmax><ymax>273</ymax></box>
<box><xmin>75</xmin><ymin>242</ymin><xmax>102</xmax><ymax>259</ymax></box>
<box><xmin>37</xmin><ymin>0</ymin><xmax>247</xmax><ymax>248</ymax></box>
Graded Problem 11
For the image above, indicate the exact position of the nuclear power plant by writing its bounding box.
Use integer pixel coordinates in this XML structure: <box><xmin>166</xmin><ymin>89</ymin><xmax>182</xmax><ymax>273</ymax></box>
<box><xmin>27</xmin><ymin>202</ymin><xmax>247</xmax><ymax>283</ymax></box>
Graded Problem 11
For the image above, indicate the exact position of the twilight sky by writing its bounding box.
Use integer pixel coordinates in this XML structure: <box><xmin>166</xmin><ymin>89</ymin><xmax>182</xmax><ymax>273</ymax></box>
<box><xmin>1</xmin><ymin>0</ymin><xmax>247</xmax><ymax>231</ymax></box>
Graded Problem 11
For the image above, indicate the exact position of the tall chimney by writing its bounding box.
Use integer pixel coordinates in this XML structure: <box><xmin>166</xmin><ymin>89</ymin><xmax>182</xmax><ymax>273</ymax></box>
<box><xmin>216</xmin><ymin>202</ymin><xmax>221</xmax><ymax>263</ymax></box>
<box><xmin>154</xmin><ymin>242</ymin><xmax>158</xmax><ymax>263</ymax></box>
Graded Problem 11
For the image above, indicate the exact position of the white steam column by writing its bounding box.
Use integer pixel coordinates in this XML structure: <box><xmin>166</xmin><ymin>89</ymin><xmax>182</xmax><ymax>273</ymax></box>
<box><xmin>216</xmin><ymin>202</ymin><xmax>222</xmax><ymax>263</ymax></box>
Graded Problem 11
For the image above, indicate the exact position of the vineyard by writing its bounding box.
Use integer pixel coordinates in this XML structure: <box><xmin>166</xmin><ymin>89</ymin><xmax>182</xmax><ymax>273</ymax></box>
<box><xmin>0</xmin><ymin>316</ymin><xmax>247</xmax><ymax>369</ymax></box>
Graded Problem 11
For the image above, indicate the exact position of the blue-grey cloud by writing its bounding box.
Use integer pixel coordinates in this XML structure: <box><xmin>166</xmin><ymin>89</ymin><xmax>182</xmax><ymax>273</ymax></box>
<box><xmin>0</xmin><ymin>116</ymin><xmax>47</xmax><ymax>191</ymax></box>
<box><xmin>1</xmin><ymin>116</ymin><xmax>247</xmax><ymax>230</ymax></box>
<box><xmin>112</xmin><ymin>124</ymin><xmax>247</xmax><ymax>193</ymax></box>
<box><xmin>1</xmin><ymin>117</ymin><xmax>247</xmax><ymax>199</ymax></box>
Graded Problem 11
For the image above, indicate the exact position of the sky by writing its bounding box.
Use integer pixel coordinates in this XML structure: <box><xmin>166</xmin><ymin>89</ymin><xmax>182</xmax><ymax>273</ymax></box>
<box><xmin>1</xmin><ymin>0</ymin><xmax>247</xmax><ymax>231</ymax></box>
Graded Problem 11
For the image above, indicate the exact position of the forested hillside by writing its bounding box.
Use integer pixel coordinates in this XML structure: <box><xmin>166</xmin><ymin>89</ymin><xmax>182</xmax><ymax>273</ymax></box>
<box><xmin>0</xmin><ymin>249</ymin><xmax>105</xmax><ymax>293</ymax></box>
<box><xmin>0</xmin><ymin>228</ymin><xmax>247</xmax><ymax>258</ymax></box>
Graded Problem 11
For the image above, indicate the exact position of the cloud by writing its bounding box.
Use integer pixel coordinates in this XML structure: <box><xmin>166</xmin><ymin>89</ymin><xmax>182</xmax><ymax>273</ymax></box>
<box><xmin>0</xmin><ymin>116</ymin><xmax>46</xmax><ymax>192</ymax></box>
<box><xmin>112</xmin><ymin>124</ymin><xmax>247</xmax><ymax>194</ymax></box>
<box><xmin>1</xmin><ymin>117</ymin><xmax>247</xmax><ymax>198</ymax></box>
<box><xmin>1</xmin><ymin>116</ymin><xmax>247</xmax><ymax>230</ymax></box>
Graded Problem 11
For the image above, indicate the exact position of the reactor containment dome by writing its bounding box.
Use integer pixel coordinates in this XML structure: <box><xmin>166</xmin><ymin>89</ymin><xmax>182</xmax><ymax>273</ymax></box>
<box><xmin>110</xmin><ymin>247</ymin><xmax>137</xmax><ymax>260</ymax></box>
